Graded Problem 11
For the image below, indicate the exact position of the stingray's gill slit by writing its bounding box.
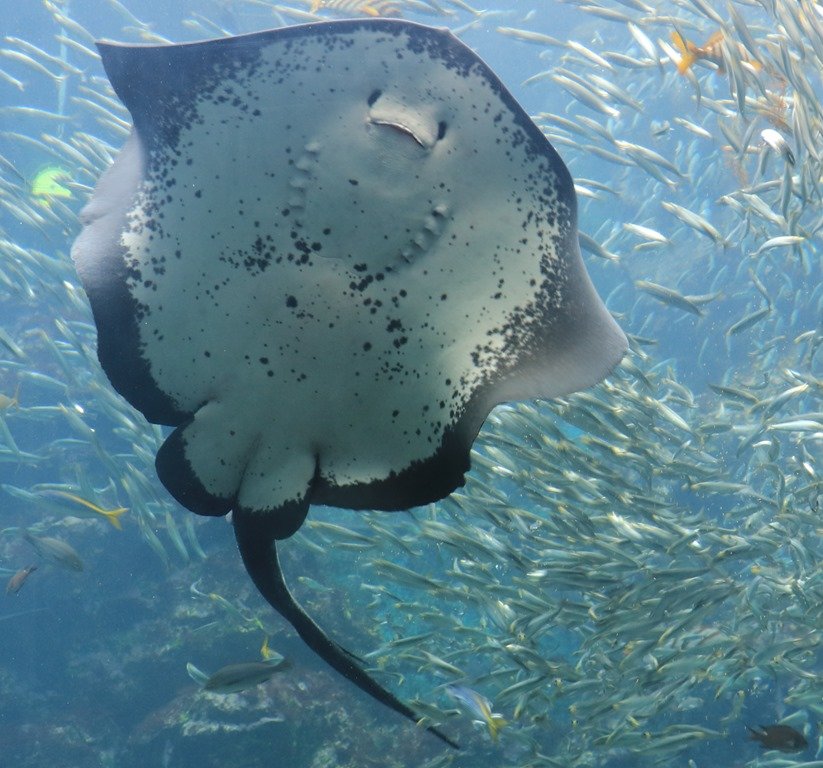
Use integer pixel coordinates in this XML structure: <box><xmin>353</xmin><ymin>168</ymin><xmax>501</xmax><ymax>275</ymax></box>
<box><xmin>233</xmin><ymin>508</ymin><xmax>460</xmax><ymax>750</ymax></box>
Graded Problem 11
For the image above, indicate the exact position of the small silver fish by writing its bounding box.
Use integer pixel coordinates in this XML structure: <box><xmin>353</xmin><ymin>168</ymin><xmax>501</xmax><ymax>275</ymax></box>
<box><xmin>761</xmin><ymin>128</ymin><xmax>795</xmax><ymax>165</ymax></box>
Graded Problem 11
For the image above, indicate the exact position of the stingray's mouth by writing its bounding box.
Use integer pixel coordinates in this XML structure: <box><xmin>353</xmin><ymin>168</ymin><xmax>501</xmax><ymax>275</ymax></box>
<box><xmin>366</xmin><ymin>86</ymin><xmax>448</xmax><ymax>151</ymax></box>
<box><xmin>369</xmin><ymin>118</ymin><xmax>428</xmax><ymax>148</ymax></box>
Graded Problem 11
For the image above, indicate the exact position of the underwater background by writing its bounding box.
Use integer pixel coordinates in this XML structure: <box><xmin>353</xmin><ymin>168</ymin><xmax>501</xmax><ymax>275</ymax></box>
<box><xmin>0</xmin><ymin>0</ymin><xmax>821</xmax><ymax>766</ymax></box>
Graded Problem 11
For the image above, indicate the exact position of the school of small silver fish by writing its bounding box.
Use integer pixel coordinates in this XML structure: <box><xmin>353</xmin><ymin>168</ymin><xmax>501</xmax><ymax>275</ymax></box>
<box><xmin>0</xmin><ymin>0</ymin><xmax>820</xmax><ymax>766</ymax></box>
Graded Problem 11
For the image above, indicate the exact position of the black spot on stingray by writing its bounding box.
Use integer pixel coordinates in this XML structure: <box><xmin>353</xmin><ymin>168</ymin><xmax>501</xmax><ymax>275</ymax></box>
<box><xmin>286</xmin><ymin>295</ymin><xmax>297</xmax><ymax>308</ymax></box>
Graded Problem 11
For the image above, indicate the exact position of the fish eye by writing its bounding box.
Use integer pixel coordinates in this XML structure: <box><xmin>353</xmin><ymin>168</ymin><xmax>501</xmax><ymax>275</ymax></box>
<box><xmin>437</xmin><ymin>121</ymin><xmax>447</xmax><ymax>140</ymax></box>
<box><xmin>367</xmin><ymin>89</ymin><xmax>382</xmax><ymax>107</ymax></box>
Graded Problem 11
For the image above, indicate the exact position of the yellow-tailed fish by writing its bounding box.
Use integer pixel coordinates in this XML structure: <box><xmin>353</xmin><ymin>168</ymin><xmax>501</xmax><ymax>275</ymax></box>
<box><xmin>446</xmin><ymin>684</ymin><xmax>507</xmax><ymax>742</ymax></box>
<box><xmin>40</xmin><ymin>489</ymin><xmax>127</xmax><ymax>530</ymax></box>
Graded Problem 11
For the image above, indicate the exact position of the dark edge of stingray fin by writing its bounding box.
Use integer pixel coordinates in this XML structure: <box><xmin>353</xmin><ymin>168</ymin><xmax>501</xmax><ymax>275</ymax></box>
<box><xmin>233</xmin><ymin>508</ymin><xmax>459</xmax><ymax>750</ymax></box>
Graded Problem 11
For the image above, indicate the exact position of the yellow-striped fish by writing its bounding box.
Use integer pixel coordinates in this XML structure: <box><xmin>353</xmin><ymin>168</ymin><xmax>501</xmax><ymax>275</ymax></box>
<box><xmin>41</xmin><ymin>490</ymin><xmax>127</xmax><ymax>530</ymax></box>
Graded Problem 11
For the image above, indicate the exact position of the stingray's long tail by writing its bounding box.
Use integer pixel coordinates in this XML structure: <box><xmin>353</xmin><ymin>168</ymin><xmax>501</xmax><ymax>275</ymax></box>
<box><xmin>233</xmin><ymin>510</ymin><xmax>459</xmax><ymax>750</ymax></box>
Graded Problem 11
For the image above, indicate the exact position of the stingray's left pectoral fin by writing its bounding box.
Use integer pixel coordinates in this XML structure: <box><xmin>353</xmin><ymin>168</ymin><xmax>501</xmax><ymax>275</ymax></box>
<box><xmin>154</xmin><ymin>399</ymin><xmax>323</xmax><ymax>537</ymax></box>
<box><xmin>155</xmin><ymin>416</ymin><xmax>239</xmax><ymax>518</ymax></box>
<box><xmin>233</xmin><ymin>509</ymin><xmax>459</xmax><ymax>750</ymax></box>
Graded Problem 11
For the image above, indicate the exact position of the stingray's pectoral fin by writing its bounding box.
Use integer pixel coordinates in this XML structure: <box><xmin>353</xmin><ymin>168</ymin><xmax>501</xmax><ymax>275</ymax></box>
<box><xmin>156</xmin><ymin>424</ymin><xmax>234</xmax><ymax>516</ymax></box>
<box><xmin>233</xmin><ymin>510</ymin><xmax>459</xmax><ymax>750</ymax></box>
<box><xmin>155</xmin><ymin>403</ymin><xmax>313</xmax><ymax>532</ymax></box>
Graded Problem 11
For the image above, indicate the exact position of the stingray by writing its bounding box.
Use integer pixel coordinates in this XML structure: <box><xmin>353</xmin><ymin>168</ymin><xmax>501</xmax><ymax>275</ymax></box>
<box><xmin>72</xmin><ymin>19</ymin><xmax>627</xmax><ymax>748</ymax></box>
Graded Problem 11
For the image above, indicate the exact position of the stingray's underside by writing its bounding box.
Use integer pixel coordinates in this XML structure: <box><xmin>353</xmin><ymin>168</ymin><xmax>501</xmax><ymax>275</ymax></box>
<box><xmin>71</xmin><ymin>18</ymin><xmax>627</xmax><ymax>748</ymax></box>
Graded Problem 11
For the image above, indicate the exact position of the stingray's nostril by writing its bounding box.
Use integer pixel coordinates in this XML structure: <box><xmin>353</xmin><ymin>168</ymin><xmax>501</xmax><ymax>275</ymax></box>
<box><xmin>367</xmin><ymin>89</ymin><xmax>382</xmax><ymax>107</ymax></box>
<box><xmin>437</xmin><ymin>121</ymin><xmax>447</xmax><ymax>141</ymax></box>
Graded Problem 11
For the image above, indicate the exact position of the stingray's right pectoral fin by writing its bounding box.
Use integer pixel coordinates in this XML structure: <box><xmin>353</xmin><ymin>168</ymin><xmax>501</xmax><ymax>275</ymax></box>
<box><xmin>232</xmin><ymin>509</ymin><xmax>459</xmax><ymax>750</ymax></box>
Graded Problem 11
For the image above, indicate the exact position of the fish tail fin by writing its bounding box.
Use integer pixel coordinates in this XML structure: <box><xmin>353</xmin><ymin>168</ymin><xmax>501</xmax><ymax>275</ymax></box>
<box><xmin>677</xmin><ymin>52</ymin><xmax>696</xmax><ymax>74</ymax></box>
<box><xmin>11</xmin><ymin>381</ymin><xmax>20</xmax><ymax>408</ymax></box>
<box><xmin>186</xmin><ymin>662</ymin><xmax>209</xmax><ymax>687</ymax></box>
<box><xmin>489</xmin><ymin>714</ymin><xmax>507</xmax><ymax>742</ymax></box>
<box><xmin>105</xmin><ymin>507</ymin><xmax>128</xmax><ymax>530</ymax></box>
<box><xmin>671</xmin><ymin>30</ymin><xmax>696</xmax><ymax>74</ymax></box>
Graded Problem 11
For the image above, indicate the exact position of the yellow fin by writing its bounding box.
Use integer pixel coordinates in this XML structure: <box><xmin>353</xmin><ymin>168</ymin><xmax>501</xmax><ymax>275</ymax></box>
<box><xmin>670</xmin><ymin>30</ymin><xmax>696</xmax><ymax>74</ymax></box>
<box><xmin>705</xmin><ymin>30</ymin><xmax>725</xmax><ymax>46</ymax></box>
<box><xmin>670</xmin><ymin>30</ymin><xmax>689</xmax><ymax>54</ymax></box>
<box><xmin>101</xmin><ymin>507</ymin><xmax>128</xmax><ymax>530</ymax></box>
<box><xmin>261</xmin><ymin>635</ymin><xmax>273</xmax><ymax>660</ymax></box>
<box><xmin>43</xmin><ymin>489</ymin><xmax>128</xmax><ymax>529</ymax></box>
<box><xmin>677</xmin><ymin>51</ymin><xmax>696</xmax><ymax>74</ymax></box>
<box><xmin>488</xmin><ymin>714</ymin><xmax>507</xmax><ymax>742</ymax></box>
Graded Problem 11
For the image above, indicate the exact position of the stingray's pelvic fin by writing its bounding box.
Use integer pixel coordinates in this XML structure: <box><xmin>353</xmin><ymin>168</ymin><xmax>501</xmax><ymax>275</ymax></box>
<box><xmin>233</xmin><ymin>508</ymin><xmax>459</xmax><ymax>750</ymax></box>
